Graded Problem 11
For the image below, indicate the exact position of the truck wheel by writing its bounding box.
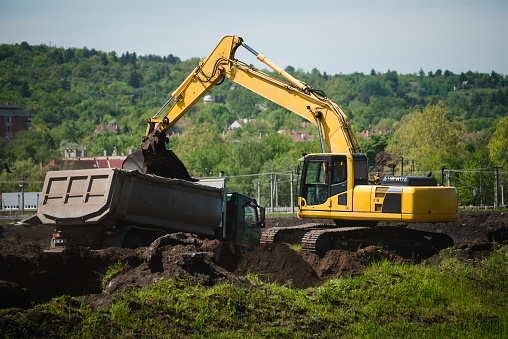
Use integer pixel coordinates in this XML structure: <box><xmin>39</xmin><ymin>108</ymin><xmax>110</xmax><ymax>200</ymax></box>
<box><xmin>123</xmin><ymin>234</ymin><xmax>143</xmax><ymax>249</ymax></box>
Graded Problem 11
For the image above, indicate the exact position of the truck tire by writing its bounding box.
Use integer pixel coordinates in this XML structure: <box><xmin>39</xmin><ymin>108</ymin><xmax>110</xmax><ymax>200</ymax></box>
<box><xmin>123</xmin><ymin>234</ymin><xmax>144</xmax><ymax>249</ymax></box>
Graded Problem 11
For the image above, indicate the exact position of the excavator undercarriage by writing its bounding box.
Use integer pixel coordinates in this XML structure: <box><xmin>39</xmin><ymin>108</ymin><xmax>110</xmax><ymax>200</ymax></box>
<box><xmin>261</xmin><ymin>223</ymin><xmax>453</xmax><ymax>258</ymax></box>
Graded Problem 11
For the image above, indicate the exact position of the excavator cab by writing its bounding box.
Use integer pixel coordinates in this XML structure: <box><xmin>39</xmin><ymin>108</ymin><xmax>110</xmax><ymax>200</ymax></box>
<box><xmin>299</xmin><ymin>153</ymin><xmax>372</xmax><ymax>219</ymax></box>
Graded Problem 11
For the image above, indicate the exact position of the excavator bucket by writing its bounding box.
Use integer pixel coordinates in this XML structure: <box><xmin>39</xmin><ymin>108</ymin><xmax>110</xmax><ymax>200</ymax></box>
<box><xmin>122</xmin><ymin>130</ymin><xmax>196</xmax><ymax>181</ymax></box>
<box><xmin>122</xmin><ymin>149</ymin><xmax>146</xmax><ymax>173</ymax></box>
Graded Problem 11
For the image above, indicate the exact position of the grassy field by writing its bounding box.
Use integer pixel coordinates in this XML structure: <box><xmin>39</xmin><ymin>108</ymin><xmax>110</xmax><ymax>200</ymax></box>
<box><xmin>1</xmin><ymin>245</ymin><xmax>507</xmax><ymax>338</ymax></box>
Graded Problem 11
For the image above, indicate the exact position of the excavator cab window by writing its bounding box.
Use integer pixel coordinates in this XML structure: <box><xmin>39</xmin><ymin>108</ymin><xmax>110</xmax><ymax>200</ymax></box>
<box><xmin>303</xmin><ymin>160</ymin><xmax>329</xmax><ymax>205</ymax></box>
<box><xmin>332</xmin><ymin>158</ymin><xmax>347</xmax><ymax>184</ymax></box>
<box><xmin>330</xmin><ymin>156</ymin><xmax>348</xmax><ymax>203</ymax></box>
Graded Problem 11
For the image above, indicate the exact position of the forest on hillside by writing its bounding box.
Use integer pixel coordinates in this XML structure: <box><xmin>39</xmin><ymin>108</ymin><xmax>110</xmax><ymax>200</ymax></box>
<box><xmin>0</xmin><ymin>42</ymin><xmax>507</xmax><ymax>206</ymax></box>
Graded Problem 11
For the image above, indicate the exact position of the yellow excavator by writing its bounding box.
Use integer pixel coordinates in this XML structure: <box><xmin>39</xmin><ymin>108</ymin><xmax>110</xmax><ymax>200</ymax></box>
<box><xmin>124</xmin><ymin>35</ymin><xmax>457</xmax><ymax>256</ymax></box>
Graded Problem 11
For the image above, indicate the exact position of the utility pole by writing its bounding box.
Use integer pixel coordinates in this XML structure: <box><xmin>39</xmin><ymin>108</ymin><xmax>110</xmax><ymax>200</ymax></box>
<box><xmin>445</xmin><ymin>170</ymin><xmax>451</xmax><ymax>187</ymax></box>
<box><xmin>270</xmin><ymin>174</ymin><xmax>274</xmax><ymax>213</ymax></box>
<box><xmin>257</xmin><ymin>182</ymin><xmax>261</xmax><ymax>206</ymax></box>
<box><xmin>493</xmin><ymin>166</ymin><xmax>500</xmax><ymax>209</ymax></box>
<box><xmin>501</xmin><ymin>179</ymin><xmax>505</xmax><ymax>208</ymax></box>
<box><xmin>275</xmin><ymin>174</ymin><xmax>278</xmax><ymax>212</ymax></box>
<box><xmin>290</xmin><ymin>171</ymin><xmax>294</xmax><ymax>214</ymax></box>
<box><xmin>20</xmin><ymin>178</ymin><xmax>25</xmax><ymax>216</ymax></box>
<box><xmin>479</xmin><ymin>162</ymin><xmax>484</xmax><ymax>207</ymax></box>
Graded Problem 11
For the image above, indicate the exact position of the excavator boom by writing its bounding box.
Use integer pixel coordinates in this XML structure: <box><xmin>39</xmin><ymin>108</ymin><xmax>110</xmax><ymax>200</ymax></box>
<box><xmin>140</xmin><ymin>35</ymin><xmax>359</xmax><ymax>156</ymax></box>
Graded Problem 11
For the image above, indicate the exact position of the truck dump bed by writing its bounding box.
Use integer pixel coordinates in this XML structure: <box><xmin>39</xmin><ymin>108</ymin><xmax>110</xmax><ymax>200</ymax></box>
<box><xmin>38</xmin><ymin>168</ymin><xmax>224</xmax><ymax>236</ymax></box>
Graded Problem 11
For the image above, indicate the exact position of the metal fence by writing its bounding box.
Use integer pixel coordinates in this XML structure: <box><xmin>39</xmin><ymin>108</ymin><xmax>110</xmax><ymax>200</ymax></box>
<box><xmin>222</xmin><ymin>171</ymin><xmax>298</xmax><ymax>213</ymax></box>
<box><xmin>2</xmin><ymin>167</ymin><xmax>505</xmax><ymax>215</ymax></box>
<box><xmin>444</xmin><ymin>168</ymin><xmax>507</xmax><ymax>208</ymax></box>
<box><xmin>224</xmin><ymin>167</ymin><xmax>508</xmax><ymax>212</ymax></box>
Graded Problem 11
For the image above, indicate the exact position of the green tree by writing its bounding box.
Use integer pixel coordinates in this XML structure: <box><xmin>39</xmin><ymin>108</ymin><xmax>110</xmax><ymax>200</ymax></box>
<box><xmin>383</xmin><ymin>70</ymin><xmax>399</xmax><ymax>92</ymax></box>
<box><xmin>488</xmin><ymin>116</ymin><xmax>508</xmax><ymax>168</ymax></box>
<box><xmin>127</xmin><ymin>69</ymin><xmax>141</xmax><ymax>88</ymax></box>
<box><xmin>387</xmin><ymin>101</ymin><xmax>466</xmax><ymax>171</ymax></box>
<box><xmin>0</xmin><ymin>158</ymin><xmax>48</xmax><ymax>193</ymax></box>
<box><xmin>5</xmin><ymin>130</ymin><xmax>57</xmax><ymax>164</ymax></box>
<box><xmin>174</xmin><ymin>122</ymin><xmax>225</xmax><ymax>176</ymax></box>
<box><xmin>358</xmin><ymin>133</ymin><xmax>391</xmax><ymax>166</ymax></box>
<box><xmin>20</xmin><ymin>80</ymin><xmax>31</xmax><ymax>97</ymax></box>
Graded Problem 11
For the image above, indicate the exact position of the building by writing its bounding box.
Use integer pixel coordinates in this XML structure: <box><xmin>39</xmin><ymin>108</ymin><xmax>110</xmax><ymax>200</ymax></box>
<box><xmin>45</xmin><ymin>148</ymin><xmax>129</xmax><ymax>170</ymax></box>
<box><xmin>277</xmin><ymin>129</ymin><xmax>314</xmax><ymax>142</ymax></box>
<box><xmin>203</xmin><ymin>95</ymin><xmax>214</xmax><ymax>105</ymax></box>
<box><xmin>0</xmin><ymin>104</ymin><xmax>31</xmax><ymax>142</ymax></box>
<box><xmin>360</xmin><ymin>130</ymin><xmax>386</xmax><ymax>139</ymax></box>
<box><xmin>229</xmin><ymin>119</ymin><xmax>255</xmax><ymax>130</ymax></box>
<box><xmin>93</xmin><ymin>123</ymin><xmax>121</xmax><ymax>135</ymax></box>
<box><xmin>1</xmin><ymin>192</ymin><xmax>42</xmax><ymax>212</ymax></box>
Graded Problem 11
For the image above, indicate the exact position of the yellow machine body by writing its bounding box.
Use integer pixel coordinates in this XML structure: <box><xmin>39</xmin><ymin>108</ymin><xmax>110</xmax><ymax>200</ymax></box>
<box><xmin>297</xmin><ymin>153</ymin><xmax>457</xmax><ymax>223</ymax></box>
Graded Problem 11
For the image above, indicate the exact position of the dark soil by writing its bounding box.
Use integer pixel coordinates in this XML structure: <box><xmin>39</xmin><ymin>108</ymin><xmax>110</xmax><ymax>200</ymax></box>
<box><xmin>140</xmin><ymin>133</ymin><xmax>196</xmax><ymax>181</ymax></box>
<box><xmin>0</xmin><ymin>211</ymin><xmax>506</xmax><ymax>309</ymax></box>
<box><xmin>143</xmin><ymin>148</ymin><xmax>196</xmax><ymax>181</ymax></box>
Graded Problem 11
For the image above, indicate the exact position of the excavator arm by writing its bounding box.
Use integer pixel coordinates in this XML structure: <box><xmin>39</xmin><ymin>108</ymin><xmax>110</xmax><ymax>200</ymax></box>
<box><xmin>140</xmin><ymin>35</ymin><xmax>360</xmax><ymax>156</ymax></box>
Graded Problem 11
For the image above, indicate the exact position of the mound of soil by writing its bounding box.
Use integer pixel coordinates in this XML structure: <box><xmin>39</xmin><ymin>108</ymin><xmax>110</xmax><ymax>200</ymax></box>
<box><xmin>301</xmin><ymin>246</ymin><xmax>407</xmax><ymax>281</ymax></box>
<box><xmin>202</xmin><ymin>240</ymin><xmax>321</xmax><ymax>289</ymax></box>
<box><xmin>0</xmin><ymin>211</ymin><xmax>506</xmax><ymax>309</ymax></box>
<box><xmin>382</xmin><ymin>211</ymin><xmax>508</xmax><ymax>245</ymax></box>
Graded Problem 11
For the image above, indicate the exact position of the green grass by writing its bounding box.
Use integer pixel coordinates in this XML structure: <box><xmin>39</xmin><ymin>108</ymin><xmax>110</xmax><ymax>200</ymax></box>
<box><xmin>1</xmin><ymin>245</ymin><xmax>507</xmax><ymax>338</ymax></box>
<box><xmin>266</xmin><ymin>212</ymin><xmax>298</xmax><ymax>217</ymax></box>
<box><xmin>286</xmin><ymin>243</ymin><xmax>303</xmax><ymax>252</ymax></box>
<box><xmin>99</xmin><ymin>260</ymin><xmax>128</xmax><ymax>289</ymax></box>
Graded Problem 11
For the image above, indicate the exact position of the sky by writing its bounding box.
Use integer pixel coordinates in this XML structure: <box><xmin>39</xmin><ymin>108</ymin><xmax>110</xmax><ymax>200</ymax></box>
<box><xmin>1</xmin><ymin>0</ymin><xmax>507</xmax><ymax>76</ymax></box>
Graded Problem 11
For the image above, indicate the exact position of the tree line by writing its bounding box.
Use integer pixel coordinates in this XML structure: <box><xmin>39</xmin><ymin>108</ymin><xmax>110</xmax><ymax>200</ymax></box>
<box><xmin>0</xmin><ymin>42</ymin><xmax>507</xmax><ymax>205</ymax></box>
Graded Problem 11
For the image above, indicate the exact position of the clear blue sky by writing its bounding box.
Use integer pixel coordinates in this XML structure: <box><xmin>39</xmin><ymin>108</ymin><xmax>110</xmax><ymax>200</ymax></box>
<box><xmin>1</xmin><ymin>0</ymin><xmax>507</xmax><ymax>75</ymax></box>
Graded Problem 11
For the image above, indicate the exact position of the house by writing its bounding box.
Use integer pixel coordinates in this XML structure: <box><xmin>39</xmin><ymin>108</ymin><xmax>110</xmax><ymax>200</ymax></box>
<box><xmin>0</xmin><ymin>104</ymin><xmax>31</xmax><ymax>142</ymax></box>
<box><xmin>360</xmin><ymin>130</ymin><xmax>386</xmax><ymax>139</ymax></box>
<box><xmin>229</xmin><ymin>119</ymin><xmax>255</xmax><ymax>130</ymax></box>
<box><xmin>277</xmin><ymin>129</ymin><xmax>314</xmax><ymax>142</ymax></box>
<box><xmin>45</xmin><ymin>148</ymin><xmax>130</xmax><ymax>170</ymax></box>
<box><xmin>93</xmin><ymin>123</ymin><xmax>121</xmax><ymax>135</ymax></box>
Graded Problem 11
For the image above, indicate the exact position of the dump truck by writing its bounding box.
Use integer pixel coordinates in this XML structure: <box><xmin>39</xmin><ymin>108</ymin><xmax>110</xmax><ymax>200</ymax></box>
<box><xmin>38</xmin><ymin>168</ymin><xmax>265</xmax><ymax>250</ymax></box>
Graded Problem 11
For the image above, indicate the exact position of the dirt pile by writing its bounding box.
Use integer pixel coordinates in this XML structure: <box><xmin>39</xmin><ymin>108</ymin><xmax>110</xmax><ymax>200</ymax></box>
<box><xmin>301</xmin><ymin>246</ymin><xmax>407</xmax><ymax>281</ymax></box>
<box><xmin>0</xmin><ymin>243</ymin><xmax>141</xmax><ymax>308</ymax></box>
<box><xmin>387</xmin><ymin>210</ymin><xmax>508</xmax><ymax>245</ymax></box>
<box><xmin>202</xmin><ymin>240</ymin><xmax>322</xmax><ymax>288</ymax></box>
<box><xmin>143</xmin><ymin>148</ymin><xmax>196</xmax><ymax>181</ymax></box>
<box><xmin>0</xmin><ymin>211</ymin><xmax>506</xmax><ymax>309</ymax></box>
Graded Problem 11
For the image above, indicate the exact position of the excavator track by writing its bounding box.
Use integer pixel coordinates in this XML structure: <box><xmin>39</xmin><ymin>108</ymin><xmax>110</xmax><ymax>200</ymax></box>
<box><xmin>302</xmin><ymin>225</ymin><xmax>453</xmax><ymax>257</ymax></box>
<box><xmin>262</xmin><ymin>224</ymin><xmax>454</xmax><ymax>258</ymax></box>
<box><xmin>260</xmin><ymin>223</ymin><xmax>328</xmax><ymax>245</ymax></box>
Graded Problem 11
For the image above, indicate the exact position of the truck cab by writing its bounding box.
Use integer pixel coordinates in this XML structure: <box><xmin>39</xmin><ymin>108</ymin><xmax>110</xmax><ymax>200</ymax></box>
<box><xmin>224</xmin><ymin>192</ymin><xmax>265</xmax><ymax>247</ymax></box>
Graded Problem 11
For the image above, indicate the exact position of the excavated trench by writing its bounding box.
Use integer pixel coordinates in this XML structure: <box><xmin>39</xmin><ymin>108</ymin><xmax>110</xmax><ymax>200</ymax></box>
<box><xmin>0</xmin><ymin>211</ymin><xmax>506</xmax><ymax>309</ymax></box>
